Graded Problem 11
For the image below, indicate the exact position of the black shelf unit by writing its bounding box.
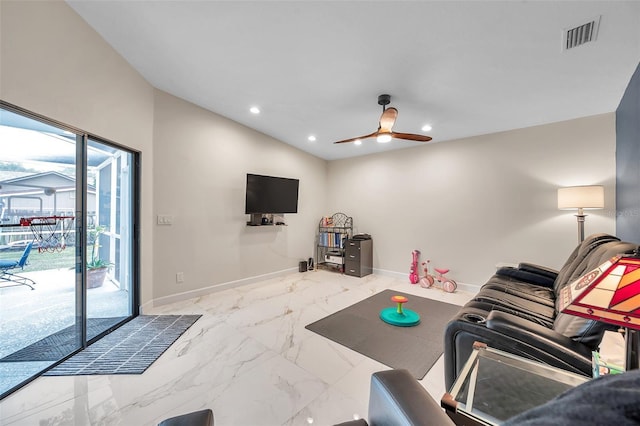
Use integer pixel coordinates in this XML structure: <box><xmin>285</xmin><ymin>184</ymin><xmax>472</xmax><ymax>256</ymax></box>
<box><xmin>316</xmin><ymin>212</ymin><xmax>352</xmax><ymax>273</ymax></box>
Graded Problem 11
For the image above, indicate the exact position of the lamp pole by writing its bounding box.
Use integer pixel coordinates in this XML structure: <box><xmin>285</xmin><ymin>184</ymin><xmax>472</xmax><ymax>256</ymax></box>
<box><xmin>575</xmin><ymin>207</ymin><xmax>585</xmax><ymax>243</ymax></box>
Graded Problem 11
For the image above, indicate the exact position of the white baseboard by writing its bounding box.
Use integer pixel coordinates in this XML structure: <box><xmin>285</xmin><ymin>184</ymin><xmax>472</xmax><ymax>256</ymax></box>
<box><xmin>373</xmin><ymin>267</ymin><xmax>481</xmax><ymax>294</ymax></box>
<box><xmin>141</xmin><ymin>267</ymin><xmax>297</xmax><ymax>313</ymax></box>
<box><xmin>495</xmin><ymin>262</ymin><xmax>518</xmax><ymax>269</ymax></box>
<box><xmin>141</xmin><ymin>266</ymin><xmax>481</xmax><ymax>313</ymax></box>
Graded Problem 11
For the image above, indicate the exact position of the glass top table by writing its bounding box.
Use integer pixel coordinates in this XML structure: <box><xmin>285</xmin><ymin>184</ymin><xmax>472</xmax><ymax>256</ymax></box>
<box><xmin>441</xmin><ymin>342</ymin><xmax>590</xmax><ymax>425</ymax></box>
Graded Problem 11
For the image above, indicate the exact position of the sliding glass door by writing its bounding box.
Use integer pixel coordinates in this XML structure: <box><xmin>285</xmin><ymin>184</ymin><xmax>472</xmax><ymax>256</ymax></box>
<box><xmin>86</xmin><ymin>138</ymin><xmax>135</xmax><ymax>339</ymax></box>
<box><xmin>0</xmin><ymin>103</ymin><xmax>139</xmax><ymax>399</ymax></box>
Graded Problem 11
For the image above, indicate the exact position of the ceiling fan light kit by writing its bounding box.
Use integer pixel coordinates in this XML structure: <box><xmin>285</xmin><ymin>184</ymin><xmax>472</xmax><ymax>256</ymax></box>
<box><xmin>377</xmin><ymin>133</ymin><xmax>392</xmax><ymax>143</ymax></box>
<box><xmin>333</xmin><ymin>94</ymin><xmax>433</xmax><ymax>145</ymax></box>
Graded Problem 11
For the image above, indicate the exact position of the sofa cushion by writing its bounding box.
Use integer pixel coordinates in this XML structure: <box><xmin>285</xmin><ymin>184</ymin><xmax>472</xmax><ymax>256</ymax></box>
<box><xmin>481</xmin><ymin>275</ymin><xmax>555</xmax><ymax>307</ymax></box>
<box><xmin>552</xmin><ymin>312</ymin><xmax>617</xmax><ymax>350</ymax></box>
<box><xmin>473</xmin><ymin>289</ymin><xmax>556</xmax><ymax>323</ymax></box>
<box><xmin>494</xmin><ymin>266</ymin><xmax>556</xmax><ymax>288</ymax></box>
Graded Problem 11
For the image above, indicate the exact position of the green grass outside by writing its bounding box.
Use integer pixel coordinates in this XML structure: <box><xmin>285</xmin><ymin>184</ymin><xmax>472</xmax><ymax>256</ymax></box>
<box><xmin>0</xmin><ymin>247</ymin><xmax>76</xmax><ymax>272</ymax></box>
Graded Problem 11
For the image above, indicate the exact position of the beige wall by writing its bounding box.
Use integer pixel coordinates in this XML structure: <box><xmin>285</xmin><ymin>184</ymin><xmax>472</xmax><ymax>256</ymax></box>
<box><xmin>0</xmin><ymin>1</ymin><xmax>327</xmax><ymax>306</ymax></box>
<box><xmin>1</xmin><ymin>1</ymin><xmax>619</xmax><ymax>304</ymax></box>
<box><xmin>0</xmin><ymin>0</ymin><xmax>155</xmax><ymax>304</ymax></box>
<box><xmin>328</xmin><ymin>114</ymin><xmax>617</xmax><ymax>285</ymax></box>
<box><xmin>152</xmin><ymin>91</ymin><xmax>327</xmax><ymax>301</ymax></box>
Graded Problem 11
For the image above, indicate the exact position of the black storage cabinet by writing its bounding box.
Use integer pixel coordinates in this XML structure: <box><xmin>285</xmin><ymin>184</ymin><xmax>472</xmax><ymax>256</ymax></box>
<box><xmin>344</xmin><ymin>238</ymin><xmax>373</xmax><ymax>277</ymax></box>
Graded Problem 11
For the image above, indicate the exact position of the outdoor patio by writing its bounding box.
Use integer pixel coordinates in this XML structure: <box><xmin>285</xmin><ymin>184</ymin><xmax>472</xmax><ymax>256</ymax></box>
<box><xmin>0</xmin><ymin>267</ymin><xmax>129</xmax><ymax>396</ymax></box>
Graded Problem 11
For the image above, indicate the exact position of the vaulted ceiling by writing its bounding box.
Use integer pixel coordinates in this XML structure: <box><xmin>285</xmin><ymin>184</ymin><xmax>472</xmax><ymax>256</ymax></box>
<box><xmin>67</xmin><ymin>1</ymin><xmax>640</xmax><ymax>160</ymax></box>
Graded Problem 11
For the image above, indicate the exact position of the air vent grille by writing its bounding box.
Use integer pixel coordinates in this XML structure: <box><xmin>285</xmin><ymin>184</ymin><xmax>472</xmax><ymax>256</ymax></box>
<box><xmin>564</xmin><ymin>16</ymin><xmax>600</xmax><ymax>50</ymax></box>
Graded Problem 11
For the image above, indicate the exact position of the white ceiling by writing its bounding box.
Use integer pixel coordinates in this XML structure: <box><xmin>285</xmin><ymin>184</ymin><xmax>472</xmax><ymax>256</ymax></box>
<box><xmin>67</xmin><ymin>1</ymin><xmax>640</xmax><ymax>161</ymax></box>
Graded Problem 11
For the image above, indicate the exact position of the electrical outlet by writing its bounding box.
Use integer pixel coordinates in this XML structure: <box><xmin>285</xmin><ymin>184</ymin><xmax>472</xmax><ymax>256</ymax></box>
<box><xmin>176</xmin><ymin>272</ymin><xmax>184</xmax><ymax>283</ymax></box>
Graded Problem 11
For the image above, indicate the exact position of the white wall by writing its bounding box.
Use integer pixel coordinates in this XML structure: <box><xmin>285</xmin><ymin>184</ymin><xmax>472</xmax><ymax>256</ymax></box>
<box><xmin>1</xmin><ymin>0</ymin><xmax>620</xmax><ymax>303</ymax></box>
<box><xmin>152</xmin><ymin>91</ymin><xmax>327</xmax><ymax>301</ymax></box>
<box><xmin>0</xmin><ymin>0</ymin><xmax>326</xmax><ymax>308</ymax></box>
<box><xmin>328</xmin><ymin>114</ymin><xmax>617</xmax><ymax>286</ymax></box>
<box><xmin>0</xmin><ymin>0</ymin><xmax>156</xmax><ymax>304</ymax></box>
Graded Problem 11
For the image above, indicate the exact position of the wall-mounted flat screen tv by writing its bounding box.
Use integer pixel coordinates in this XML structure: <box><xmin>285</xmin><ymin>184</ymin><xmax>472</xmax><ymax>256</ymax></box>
<box><xmin>245</xmin><ymin>173</ymin><xmax>299</xmax><ymax>214</ymax></box>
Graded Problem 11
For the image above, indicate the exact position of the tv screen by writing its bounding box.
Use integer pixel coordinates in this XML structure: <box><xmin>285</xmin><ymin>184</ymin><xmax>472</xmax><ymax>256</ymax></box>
<box><xmin>245</xmin><ymin>174</ymin><xmax>299</xmax><ymax>214</ymax></box>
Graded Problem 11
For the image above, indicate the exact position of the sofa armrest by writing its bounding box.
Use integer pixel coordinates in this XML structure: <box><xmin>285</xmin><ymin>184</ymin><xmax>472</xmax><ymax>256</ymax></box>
<box><xmin>444</xmin><ymin>306</ymin><xmax>594</xmax><ymax>388</ymax></box>
<box><xmin>158</xmin><ymin>409</ymin><xmax>213</xmax><ymax>426</ymax></box>
<box><xmin>485</xmin><ymin>311</ymin><xmax>592</xmax><ymax>366</ymax></box>
<box><xmin>334</xmin><ymin>420</ymin><xmax>368</xmax><ymax>426</ymax></box>
<box><xmin>518</xmin><ymin>262</ymin><xmax>559</xmax><ymax>280</ymax></box>
<box><xmin>367</xmin><ymin>369</ymin><xmax>453</xmax><ymax>426</ymax></box>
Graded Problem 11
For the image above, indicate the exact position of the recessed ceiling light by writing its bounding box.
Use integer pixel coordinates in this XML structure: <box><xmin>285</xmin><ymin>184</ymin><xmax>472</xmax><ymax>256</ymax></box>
<box><xmin>308</xmin><ymin>135</ymin><xmax>316</xmax><ymax>142</ymax></box>
<box><xmin>421</xmin><ymin>124</ymin><xmax>432</xmax><ymax>132</ymax></box>
<box><xmin>249</xmin><ymin>106</ymin><xmax>260</xmax><ymax>114</ymax></box>
<box><xmin>354</xmin><ymin>139</ymin><xmax>362</xmax><ymax>145</ymax></box>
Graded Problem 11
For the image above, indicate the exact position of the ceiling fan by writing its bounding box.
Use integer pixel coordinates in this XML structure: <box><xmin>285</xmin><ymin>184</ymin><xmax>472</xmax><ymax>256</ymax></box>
<box><xmin>333</xmin><ymin>94</ymin><xmax>432</xmax><ymax>145</ymax></box>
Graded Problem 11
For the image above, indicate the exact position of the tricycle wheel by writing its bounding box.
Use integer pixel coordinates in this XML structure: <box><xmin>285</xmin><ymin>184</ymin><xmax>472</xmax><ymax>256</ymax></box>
<box><xmin>443</xmin><ymin>279</ymin><xmax>457</xmax><ymax>293</ymax></box>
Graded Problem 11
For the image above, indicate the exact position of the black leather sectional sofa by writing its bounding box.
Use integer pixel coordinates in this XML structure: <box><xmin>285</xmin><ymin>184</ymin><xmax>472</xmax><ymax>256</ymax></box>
<box><xmin>444</xmin><ymin>233</ymin><xmax>639</xmax><ymax>389</ymax></box>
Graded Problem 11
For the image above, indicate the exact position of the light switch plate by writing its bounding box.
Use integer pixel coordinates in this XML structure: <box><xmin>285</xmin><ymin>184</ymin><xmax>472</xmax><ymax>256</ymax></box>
<box><xmin>157</xmin><ymin>215</ymin><xmax>173</xmax><ymax>225</ymax></box>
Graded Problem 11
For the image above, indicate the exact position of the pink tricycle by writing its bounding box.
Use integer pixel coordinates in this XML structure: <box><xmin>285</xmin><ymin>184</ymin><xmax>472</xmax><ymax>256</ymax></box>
<box><xmin>420</xmin><ymin>260</ymin><xmax>457</xmax><ymax>293</ymax></box>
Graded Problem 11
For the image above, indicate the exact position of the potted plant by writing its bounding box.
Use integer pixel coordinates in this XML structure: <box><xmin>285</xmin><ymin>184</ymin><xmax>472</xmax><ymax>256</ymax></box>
<box><xmin>87</xmin><ymin>225</ymin><xmax>112</xmax><ymax>288</ymax></box>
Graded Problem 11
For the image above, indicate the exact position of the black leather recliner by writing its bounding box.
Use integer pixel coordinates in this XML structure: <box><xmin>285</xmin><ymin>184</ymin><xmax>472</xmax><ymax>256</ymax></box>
<box><xmin>334</xmin><ymin>368</ymin><xmax>640</xmax><ymax>426</ymax></box>
<box><xmin>444</xmin><ymin>233</ymin><xmax>639</xmax><ymax>389</ymax></box>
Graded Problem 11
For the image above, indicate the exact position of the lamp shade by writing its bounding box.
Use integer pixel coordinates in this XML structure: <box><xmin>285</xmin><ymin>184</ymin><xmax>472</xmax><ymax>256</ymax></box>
<box><xmin>557</xmin><ymin>185</ymin><xmax>604</xmax><ymax>210</ymax></box>
<box><xmin>559</xmin><ymin>253</ymin><xmax>640</xmax><ymax>330</ymax></box>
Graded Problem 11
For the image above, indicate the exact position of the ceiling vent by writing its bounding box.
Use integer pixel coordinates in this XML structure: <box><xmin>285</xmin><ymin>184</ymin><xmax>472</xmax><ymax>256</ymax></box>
<box><xmin>563</xmin><ymin>16</ymin><xmax>600</xmax><ymax>50</ymax></box>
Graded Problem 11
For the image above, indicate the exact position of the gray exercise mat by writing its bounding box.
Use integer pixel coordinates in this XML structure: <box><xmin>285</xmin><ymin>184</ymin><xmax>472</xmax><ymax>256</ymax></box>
<box><xmin>306</xmin><ymin>289</ymin><xmax>460</xmax><ymax>379</ymax></box>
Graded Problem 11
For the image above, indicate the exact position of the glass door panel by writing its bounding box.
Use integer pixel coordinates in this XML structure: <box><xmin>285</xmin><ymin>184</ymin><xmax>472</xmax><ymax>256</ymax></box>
<box><xmin>0</xmin><ymin>104</ymin><xmax>139</xmax><ymax>400</ymax></box>
<box><xmin>0</xmin><ymin>108</ymin><xmax>81</xmax><ymax>397</ymax></box>
<box><xmin>85</xmin><ymin>139</ymin><xmax>133</xmax><ymax>340</ymax></box>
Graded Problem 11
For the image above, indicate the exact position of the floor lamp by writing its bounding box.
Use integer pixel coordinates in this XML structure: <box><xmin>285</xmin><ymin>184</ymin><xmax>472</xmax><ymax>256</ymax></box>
<box><xmin>559</xmin><ymin>250</ymin><xmax>640</xmax><ymax>370</ymax></box>
<box><xmin>557</xmin><ymin>185</ymin><xmax>604</xmax><ymax>243</ymax></box>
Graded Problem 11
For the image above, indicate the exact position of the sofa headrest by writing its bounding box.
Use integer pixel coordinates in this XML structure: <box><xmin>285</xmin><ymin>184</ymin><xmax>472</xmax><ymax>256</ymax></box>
<box><xmin>556</xmin><ymin>240</ymin><xmax>638</xmax><ymax>296</ymax></box>
<box><xmin>553</xmin><ymin>238</ymin><xmax>639</xmax><ymax>350</ymax></box>
<box><xmin>553</xmin><ymin>234</ymin><xmax>620</xmax><ymax>293</ymax></box>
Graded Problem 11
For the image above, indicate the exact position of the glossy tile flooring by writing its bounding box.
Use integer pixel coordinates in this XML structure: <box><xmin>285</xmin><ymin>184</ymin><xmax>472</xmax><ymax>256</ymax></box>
<box><xmin>0</xmin><ymin>271</ymin><xmax>475</xmax><ymax>425</ymax></box>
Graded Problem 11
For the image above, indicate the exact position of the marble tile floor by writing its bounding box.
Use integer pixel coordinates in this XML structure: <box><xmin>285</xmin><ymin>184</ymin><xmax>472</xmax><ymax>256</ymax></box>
<box><xmin>0</xmin><ymin>271</ymin><xmax>476</xmax><ymax>425</ymax></box>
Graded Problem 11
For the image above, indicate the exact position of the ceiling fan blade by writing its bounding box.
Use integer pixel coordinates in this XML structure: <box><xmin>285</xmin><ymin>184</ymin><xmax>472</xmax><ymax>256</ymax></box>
<box><xmin>333</xmin><ymin>131</ymin><xmax>378</xmax><ymax>144</ymax></box>
<box><xmin>379</xmin><ymin>107</ymin><xmax>398</xmax><ymax>132</ymax></box>
<box><xmin>390</xmin><ymin>132</ymin><xmax>433</xmax><ymax>142</ymax></box>
<box><xmin>333</xmin><ymin>99</ymin><xmax>430</xmax><ymax>145</ymax></box>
